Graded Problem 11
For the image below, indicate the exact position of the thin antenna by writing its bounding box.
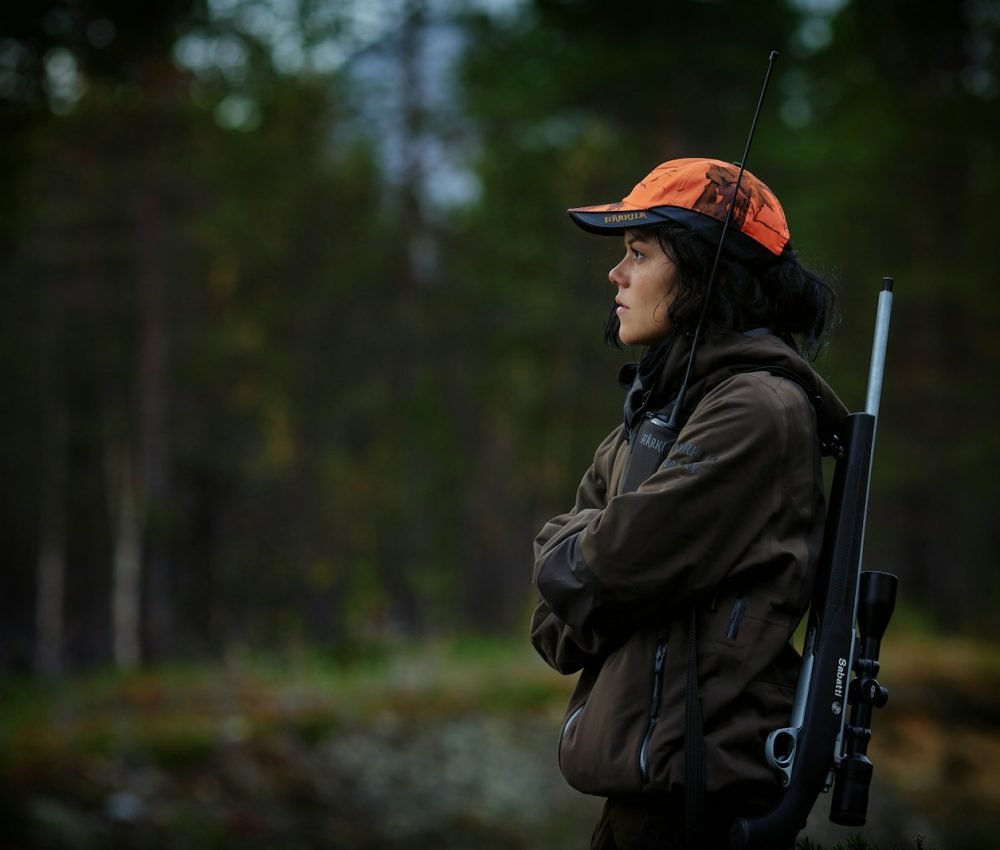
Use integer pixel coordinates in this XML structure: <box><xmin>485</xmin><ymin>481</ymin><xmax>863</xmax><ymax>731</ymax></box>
<box><xmin>667</xmin><ymin>50</ymin><xmax>780</xmax><ymax>428</ymax></box>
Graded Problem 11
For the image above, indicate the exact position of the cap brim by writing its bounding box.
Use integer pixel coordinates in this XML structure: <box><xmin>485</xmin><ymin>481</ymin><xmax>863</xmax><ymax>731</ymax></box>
<box><xmin>568</xmin><ymin>203</ymin><xmax>781</xmax><ymax>270</ymax></box>
<box><xmin>567</xmin><ymin>203</ymin><xmax>673</xmax><ymax>235</ymax></box>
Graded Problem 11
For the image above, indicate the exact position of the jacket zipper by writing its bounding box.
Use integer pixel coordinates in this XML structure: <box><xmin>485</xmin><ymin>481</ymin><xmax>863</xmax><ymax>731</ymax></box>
<box><xmin>727</xmin><ymin>590</ymin><xmax>750</xmax><ymax>640</ymax></box>
<box><xmin>639</xmin><ymin>639</ymin><xmax>668</xmax><ymax>784</ymax></box>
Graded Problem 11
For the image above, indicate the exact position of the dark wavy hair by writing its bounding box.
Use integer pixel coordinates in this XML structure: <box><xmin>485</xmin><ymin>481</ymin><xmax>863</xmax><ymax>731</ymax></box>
<box><xmin>604</xmin><ymin>221</ymin><xmax>837</xmax><ymax>360</ymax></box>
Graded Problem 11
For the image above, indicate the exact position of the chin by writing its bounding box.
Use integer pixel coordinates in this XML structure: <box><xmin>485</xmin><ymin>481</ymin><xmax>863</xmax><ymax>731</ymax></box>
<box><xmin>621</xmin><ymin>332</ymin><xmax>656</xmax><ymax>347</ymax></box>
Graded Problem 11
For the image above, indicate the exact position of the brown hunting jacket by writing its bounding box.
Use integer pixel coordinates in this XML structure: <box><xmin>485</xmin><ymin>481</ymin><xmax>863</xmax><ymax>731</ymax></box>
<box><xmin>530</xmin><ymin>330</ymin><xmax>847</xmax><ymax>799</ymax></box>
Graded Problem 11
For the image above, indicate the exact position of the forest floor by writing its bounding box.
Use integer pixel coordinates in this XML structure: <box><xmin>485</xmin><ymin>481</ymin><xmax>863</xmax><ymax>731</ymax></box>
<box><xmin>0</xmin><ymin>630</ymin><xmax>997</xmax><ymax>850</ymax></box>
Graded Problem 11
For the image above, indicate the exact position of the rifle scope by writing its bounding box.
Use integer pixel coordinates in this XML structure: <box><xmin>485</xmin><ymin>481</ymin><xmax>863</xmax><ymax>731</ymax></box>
<box><xmin>829</xmin><ymin>569</ymin><xmax>898</xmax><ymax>825</ymax></box>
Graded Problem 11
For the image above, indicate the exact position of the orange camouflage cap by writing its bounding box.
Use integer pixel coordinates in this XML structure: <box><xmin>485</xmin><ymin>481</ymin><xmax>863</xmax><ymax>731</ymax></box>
<box><xmin>568</xmin><ymin>157</ymin><xmax>790</xmax><ymax>267</ymax></box>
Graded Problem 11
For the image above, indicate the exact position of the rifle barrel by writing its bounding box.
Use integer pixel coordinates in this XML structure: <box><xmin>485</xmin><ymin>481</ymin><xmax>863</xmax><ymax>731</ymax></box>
<box><xmin>864</xmin><ymin>277</ymin><xmax>894</xmax><ymax>418</ymax></box>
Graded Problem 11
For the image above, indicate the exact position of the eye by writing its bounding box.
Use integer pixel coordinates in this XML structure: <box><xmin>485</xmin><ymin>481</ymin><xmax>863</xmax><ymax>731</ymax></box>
<box><xmin>632</xmin><ymin>248</ymin><xmax>644</xmax><ymax>261</ymax></box>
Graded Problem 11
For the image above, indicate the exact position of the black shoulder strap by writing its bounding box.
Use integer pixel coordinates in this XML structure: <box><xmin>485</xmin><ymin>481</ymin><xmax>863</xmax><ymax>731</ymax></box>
<box><xmin>684</xmin><ymin>608</ymin><xmax>707</xmax><ymax>847</ymax></box>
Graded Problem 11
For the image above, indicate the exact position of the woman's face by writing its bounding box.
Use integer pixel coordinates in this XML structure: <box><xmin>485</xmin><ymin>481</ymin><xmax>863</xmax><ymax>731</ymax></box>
<box><xmin>608</xmin><ymin>229</ymin><xmax>677</xmax><ymax>346</ymax></box>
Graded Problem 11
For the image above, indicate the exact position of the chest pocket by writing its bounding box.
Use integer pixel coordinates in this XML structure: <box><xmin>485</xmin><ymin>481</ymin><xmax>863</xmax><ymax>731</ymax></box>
<box><xmin>619</xmin><ymin>406</ymin><xmax>680</xmax><ymax>495</ymax></box>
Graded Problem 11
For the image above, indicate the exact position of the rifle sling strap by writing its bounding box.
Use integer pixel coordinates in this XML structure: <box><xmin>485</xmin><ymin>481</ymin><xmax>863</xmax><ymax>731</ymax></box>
<box><xmin>684</xmin><ymin>607</ymin><xmax>706</xmax><ymax>847</ymax></box>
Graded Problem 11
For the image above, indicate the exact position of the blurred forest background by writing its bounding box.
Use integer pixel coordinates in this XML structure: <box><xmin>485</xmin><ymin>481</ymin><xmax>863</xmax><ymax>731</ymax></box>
<box><xmin>1</xmin><ymin>1</ymin><xmax>999</xmax><ymax>848</ymax></box>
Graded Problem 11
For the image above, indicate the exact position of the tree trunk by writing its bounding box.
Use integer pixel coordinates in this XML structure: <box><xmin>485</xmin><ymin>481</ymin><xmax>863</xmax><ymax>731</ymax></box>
<box><xmin>35</xmin><ymin>402</ymin><xmax>66</xmax><ymax>676</ymax></box>
<box><xmin>107</xmin><ymin>440</ymin><xmax>143</xmax><ymax>670</ymax></box>
<box><xmin>135</xmin><ymin>110</ymin><xmax>173</xmax><ymax>662</ymax></box>
<box><xmin>35</xmin><ymin>293</ymin><xmax>67</xmax><ymax>676</ymax></box>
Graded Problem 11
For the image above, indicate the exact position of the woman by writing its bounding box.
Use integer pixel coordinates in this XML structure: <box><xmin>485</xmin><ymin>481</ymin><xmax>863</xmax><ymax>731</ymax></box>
<box><xmin>530</xmin><ymin>158</ymin><xmax>848</xmax><ymax>850</ymax></box>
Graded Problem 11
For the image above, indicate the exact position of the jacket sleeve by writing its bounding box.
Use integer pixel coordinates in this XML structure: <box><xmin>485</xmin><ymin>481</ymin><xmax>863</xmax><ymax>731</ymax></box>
<box><xmin>534</xmin><ymin>373</ymin><xmax>807</xmax><ymax>636</ymax></box>
<box><xmin>529</xmin><ymin>427</ymin><xmax>626</xmax><ymax>673</ymax></box>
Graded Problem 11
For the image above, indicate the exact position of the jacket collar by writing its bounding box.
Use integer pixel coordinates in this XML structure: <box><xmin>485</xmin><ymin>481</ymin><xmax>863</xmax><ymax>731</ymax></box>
<box><xmin>621</xmin><ymin>330</ymin><xmax>849</xmax><ymax>446</ymax></box>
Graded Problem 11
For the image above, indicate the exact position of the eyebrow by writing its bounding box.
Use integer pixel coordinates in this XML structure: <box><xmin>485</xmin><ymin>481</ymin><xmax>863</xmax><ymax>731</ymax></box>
<box><xmin>625</xmin><ymin>230</ymin><xmax>656</xmax><ymax>246</ymax></box>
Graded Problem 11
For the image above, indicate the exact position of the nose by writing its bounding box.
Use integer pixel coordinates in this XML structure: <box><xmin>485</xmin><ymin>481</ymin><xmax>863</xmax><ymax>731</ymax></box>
<box><xmin>609</xmin><ymin>256</ymin><xmax>626</xmax><ymax>287</ymax></box>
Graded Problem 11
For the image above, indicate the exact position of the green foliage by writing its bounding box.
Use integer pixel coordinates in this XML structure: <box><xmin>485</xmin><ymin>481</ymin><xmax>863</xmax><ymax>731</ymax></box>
<box><xmin>2</xmin><ymin>636</ymin><xmax>991</xmax><ymax>848</ymax></box>
<box><xmin>0</xmin><ymin>0</ymin><xmax>999</xmax><ymax>679</ymax></box>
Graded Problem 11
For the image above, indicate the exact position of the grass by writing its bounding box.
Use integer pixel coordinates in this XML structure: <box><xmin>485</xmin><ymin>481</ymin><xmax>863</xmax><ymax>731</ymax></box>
<box><xmin>0</xmin><ymin>636</ymin><xmax>573</xmax><ymax>787</ymax></box>
<box><xmin>0</xmin><ymin>636</ymin><xmax>588</xmax><ymax>850</ymax></box>
<box><xmin>0</xmin><ymin>629</ymin><xmax>996</xmax><ymax>849</ymax></box>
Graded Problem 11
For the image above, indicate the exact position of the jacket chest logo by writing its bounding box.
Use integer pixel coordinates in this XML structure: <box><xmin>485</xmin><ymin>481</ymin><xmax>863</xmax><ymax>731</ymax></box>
<box><xmin>639</xmin><ymin>433</ymin><xmax>668</xmax><ymax>453</ymax></box>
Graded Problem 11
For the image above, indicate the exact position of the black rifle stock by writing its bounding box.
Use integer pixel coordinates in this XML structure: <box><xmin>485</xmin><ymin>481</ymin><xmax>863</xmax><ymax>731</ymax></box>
<box><xmin>731</xmin><ymin>278</ymin><xmax>898</xmax><ymax>850</ymax></box>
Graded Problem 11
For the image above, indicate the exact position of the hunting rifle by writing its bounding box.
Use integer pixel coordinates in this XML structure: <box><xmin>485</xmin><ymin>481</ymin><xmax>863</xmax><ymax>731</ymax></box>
<box><xmin>729</xmin><ymin>277</ymin><xmax>899</xmax><ymax>849</ymax></box>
